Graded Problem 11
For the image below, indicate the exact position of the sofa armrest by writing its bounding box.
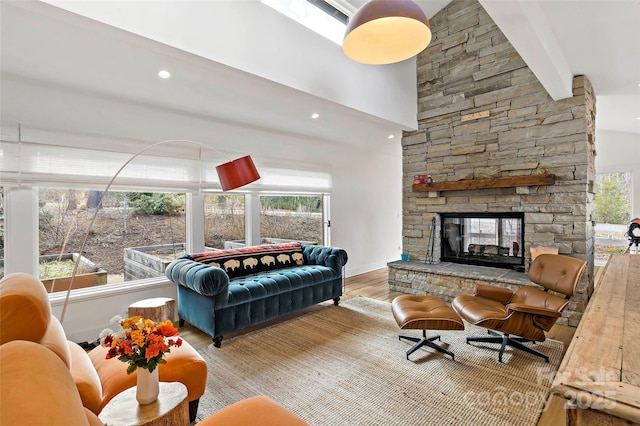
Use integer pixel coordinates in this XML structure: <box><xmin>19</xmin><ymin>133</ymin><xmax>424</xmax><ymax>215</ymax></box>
<box><xmin>301</xmin><ymin>245</ymin><xmax>348</xmax><ymax>272</ymax></box>
<box><xmin>475</xmin><ymin>283</ymin><xmax>513</xmax><ymax>304</ymax></box>
<box><xmin>165</xmin><ymin>258</ymin><xmax>229</xmax><ymax>297</ymax></box>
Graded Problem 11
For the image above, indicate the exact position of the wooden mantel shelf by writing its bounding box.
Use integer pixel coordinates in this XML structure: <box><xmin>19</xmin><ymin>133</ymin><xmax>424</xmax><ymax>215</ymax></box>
<box><xmin>412</xmin><ymin>174</ymin><xmax>555</xmax><ymax>192</ymax></box>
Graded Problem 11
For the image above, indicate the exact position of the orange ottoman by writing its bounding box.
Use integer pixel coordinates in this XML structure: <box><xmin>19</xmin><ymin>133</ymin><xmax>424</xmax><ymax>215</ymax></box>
<box><xmin>198</xmin><ymin>396</ymin><xmax>308</xmax><ymax>426</ymax></box>
<box><xmin>391</xmin><ymin>295</ymin><xmax>464</xmax><ymax>360</ymax></box>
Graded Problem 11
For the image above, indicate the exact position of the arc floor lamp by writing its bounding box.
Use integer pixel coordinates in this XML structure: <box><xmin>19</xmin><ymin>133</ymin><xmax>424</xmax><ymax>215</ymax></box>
<box><xmin>59</xmin><ymin>139</ymin><xmax>260</xmax><ymax>323</ymax></box>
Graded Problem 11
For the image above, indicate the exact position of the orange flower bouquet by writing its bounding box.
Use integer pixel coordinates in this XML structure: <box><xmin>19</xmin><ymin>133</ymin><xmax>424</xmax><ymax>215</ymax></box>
<box><xmin>100</xmin><ymin>315</ymin><xmax>183</xmax><ymax>374</ymax></box>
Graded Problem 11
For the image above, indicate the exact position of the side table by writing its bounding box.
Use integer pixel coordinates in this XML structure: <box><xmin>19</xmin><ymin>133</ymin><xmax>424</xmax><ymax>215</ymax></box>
<box><xmin>98</xmin><ymin>382</ymin><xmax>189</xmax><ymax>426</ymax></box>
<box><xmin>128</xmin><ymin>297</ymin><xmax>176</xmax><ymax>323</ymax></box>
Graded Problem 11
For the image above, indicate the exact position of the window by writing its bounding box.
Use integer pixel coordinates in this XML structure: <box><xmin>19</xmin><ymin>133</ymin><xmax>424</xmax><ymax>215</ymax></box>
<box><xmin>0</xmin><ymin>129</ymin><xmax>333</xmax><ymax>292</ymax></box>
<box><xmin>595</xmin><ymin>172</ymin><xmax>631</xmax><ymax>225</ymax></box>
<box><xmin>595</xmin><ymin>171</ymin><xmax>632</xmax><ymax>264</ymax></box>
<box><xmin>262</xmin><ymin>0</ymin><xmax>348</xmax><ymax>45</ymax></box>
<box><xmin>260</xmin><ymin>195</ymin><xmax>324</xmax><ymax>245</ymax></box>
<box><xmin>38</xmin><ymin>188</ymin><xmax>186</xmax><ymax>292</ymax></box>
<box><xmin>204</xmin><ymin>194</ymin><xmax>245</xmax><ymax>249</ymax></box>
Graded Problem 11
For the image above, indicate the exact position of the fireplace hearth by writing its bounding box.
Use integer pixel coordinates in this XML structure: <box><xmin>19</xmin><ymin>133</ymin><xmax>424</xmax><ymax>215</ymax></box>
<box><xmin>441</xmin><ymin>212</ymin><xmax>524</xmax><ymax>270</ymax></box>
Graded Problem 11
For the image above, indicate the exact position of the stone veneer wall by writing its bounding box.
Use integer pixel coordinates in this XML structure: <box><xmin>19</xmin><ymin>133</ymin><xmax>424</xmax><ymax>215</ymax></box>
<box><xmin>397</xmin><ymin>0</ymin><xmax>596</xmax><ymax>326</ymax></box>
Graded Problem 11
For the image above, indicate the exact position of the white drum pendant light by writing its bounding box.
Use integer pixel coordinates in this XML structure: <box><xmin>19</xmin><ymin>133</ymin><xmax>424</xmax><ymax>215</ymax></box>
<box><xmin>343</xmin><ymin>0</ymin><xmax>432</xmax><ymax>65</ymax></box>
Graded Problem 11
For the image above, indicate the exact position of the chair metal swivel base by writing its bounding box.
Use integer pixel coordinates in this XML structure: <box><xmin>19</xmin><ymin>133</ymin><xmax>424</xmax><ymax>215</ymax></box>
<box><xmin>399</xmin><ymin>330</ymin><xmax>455</xmax><ymax>360</ymax></box>
<box><xmin>466</xmin><ymin>329</ymin><xmax>549</xmax><ymax>363</ymax></box>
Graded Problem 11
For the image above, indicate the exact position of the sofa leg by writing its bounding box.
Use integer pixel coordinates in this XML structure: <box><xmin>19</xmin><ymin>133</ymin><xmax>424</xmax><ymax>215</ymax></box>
<box><xmin>333</xmin><ymin>297</ymin><xmax>340</xmax><ymax>306</ymax></box>
<box><xmin>213</xmin><ymin>335</ymin><xmax>223</xmax><ymax>348</ymax></box>
<box><xmin>189</xmin><ymin>398</ymin><xmax>200</xmax><ymax>423</ymax></box>
<box><xmin>179</xmin><ymin>318</ymin><xmax>185</xmax><ymax>327</ymax></box>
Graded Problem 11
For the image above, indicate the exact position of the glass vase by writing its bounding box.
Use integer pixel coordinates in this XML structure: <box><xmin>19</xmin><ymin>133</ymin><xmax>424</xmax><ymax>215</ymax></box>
<box><xmin>136</xmin><ymin>367</ymin><xmax>159</xmax><ymax>405</ymax></box>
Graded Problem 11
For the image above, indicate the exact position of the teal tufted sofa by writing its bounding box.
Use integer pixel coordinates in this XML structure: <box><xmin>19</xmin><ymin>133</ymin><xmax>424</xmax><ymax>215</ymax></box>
<box><xmin>165</xmin><ymin>242</ymin><xmax>348</xmax><ymax>347</ymax></box>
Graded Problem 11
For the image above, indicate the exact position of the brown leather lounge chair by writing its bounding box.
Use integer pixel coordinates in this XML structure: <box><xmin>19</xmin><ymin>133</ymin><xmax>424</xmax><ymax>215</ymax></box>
<box><xmin>452</xmin><ymin>254</ymin><xmax>586</xmax><ymax>362</ymax></box>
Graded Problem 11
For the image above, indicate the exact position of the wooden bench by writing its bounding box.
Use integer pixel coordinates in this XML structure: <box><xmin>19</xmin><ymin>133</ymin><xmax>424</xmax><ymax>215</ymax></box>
<box><xmin>551</xmin><ymin>254</ymin><xmax>640</xmax><ymax>425</ymax></box>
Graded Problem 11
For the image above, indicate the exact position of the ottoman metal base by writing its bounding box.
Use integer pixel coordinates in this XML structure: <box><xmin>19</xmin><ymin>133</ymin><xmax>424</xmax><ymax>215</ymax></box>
<box><xmin>399</xmin><ymin>330</ymin><xmax>455</xmax><ymax>360</ymax></box>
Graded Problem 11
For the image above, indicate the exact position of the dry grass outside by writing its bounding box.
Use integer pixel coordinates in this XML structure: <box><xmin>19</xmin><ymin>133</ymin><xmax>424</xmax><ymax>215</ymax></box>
<box><xmin>21</xmin><ymin>204</ymin><xmax>323</xmax><ymax>285</ymax></box>
<box><xmin>39</xmin><ymin>258</ymin><xmax>97</xmax><ymax>278</ymax></box>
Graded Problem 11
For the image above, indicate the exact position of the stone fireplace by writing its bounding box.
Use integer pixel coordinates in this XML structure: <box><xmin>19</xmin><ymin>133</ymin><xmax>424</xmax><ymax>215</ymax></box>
<box><xmin>387</xmin><ymin>0</ymin><xmax>595</xmax><ymax>326</ymax></box>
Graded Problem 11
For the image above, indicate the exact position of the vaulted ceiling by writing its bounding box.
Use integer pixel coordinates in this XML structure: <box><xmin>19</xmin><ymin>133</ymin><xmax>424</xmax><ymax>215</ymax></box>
<box><xmin>1</xmin><ymin>0</ymin><xmax>638</xmax><ymax>157</ymax></box>
<box><xmin>353</xmin><ymin>0</ymin><xmax>640</xmax><ymax>135</ymax></box>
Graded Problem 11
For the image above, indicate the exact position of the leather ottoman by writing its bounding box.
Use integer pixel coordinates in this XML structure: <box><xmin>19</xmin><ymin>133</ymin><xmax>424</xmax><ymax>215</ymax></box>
<box><xmin>391</xmin><ymin>295</ymin><xmax>464</xmax><ymax>360</ymax></box>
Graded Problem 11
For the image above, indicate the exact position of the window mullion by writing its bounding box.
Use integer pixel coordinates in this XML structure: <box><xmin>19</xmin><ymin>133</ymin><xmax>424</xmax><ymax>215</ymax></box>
<box><xmin>4</xmin><ymin>186</ymin><xmax>39</xmax><ymax>276</ymax></box>
<box><xmin>186</xmin><ymin>193</ymin><xmax>205</xmax><ymax>253</ymax></box>
<box><xmin>245</xmin><ymin>194</ymin><xmax>261</xmax><ymax>246</ymax></box>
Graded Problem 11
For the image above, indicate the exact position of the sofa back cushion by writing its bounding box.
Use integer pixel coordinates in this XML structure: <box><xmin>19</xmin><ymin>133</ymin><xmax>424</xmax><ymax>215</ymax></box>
<box><xmin>0</xmin><ymin>273</ymin><xmax>74</xmax><ymax>368</ymax></box>
<box><xmin>185</xmin><ymin>242</ymin><xmax>305</xmax><ymax>279</ymax></box>
<box><xmin>0</xmin><ymin>272</ymin><xmax>51</xmax><ymax>345</ymax></box>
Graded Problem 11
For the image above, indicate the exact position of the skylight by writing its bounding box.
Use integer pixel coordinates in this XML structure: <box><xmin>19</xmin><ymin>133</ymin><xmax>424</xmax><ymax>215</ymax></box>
<box><xmin>262</xmin><ymin>0</ymin><xmax>348</xmax><ymax>45</ymax></box>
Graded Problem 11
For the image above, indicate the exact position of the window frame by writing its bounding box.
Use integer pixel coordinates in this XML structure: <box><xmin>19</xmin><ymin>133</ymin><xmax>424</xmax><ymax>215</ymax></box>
<box><xmin>2</xmin><ymin>185</ymin><xmax>330</xmax><ymax>302</ymax></box>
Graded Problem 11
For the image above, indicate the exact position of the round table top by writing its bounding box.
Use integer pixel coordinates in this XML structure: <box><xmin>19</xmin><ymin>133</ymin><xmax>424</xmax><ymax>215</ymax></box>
<box><xmin>128</xmin><ymin>297</ymin><xmax>174</xmax><ymax>309</ymax></box>
<box><xmin>98</xmin><ymin>381</ymin><xmax>188</xmax><ymax>426</ymax></box>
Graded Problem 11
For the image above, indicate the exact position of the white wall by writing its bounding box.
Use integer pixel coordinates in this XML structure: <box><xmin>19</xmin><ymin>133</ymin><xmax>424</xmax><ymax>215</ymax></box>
<box><xmin>44</xmin><ymin>0</ymin><xmax>418</xmax><ymax>129</ymax></box>
<box><xmin>595</xmin><ymin>130</ymin><xmax>640</xmax><ymax>218</ymax></box>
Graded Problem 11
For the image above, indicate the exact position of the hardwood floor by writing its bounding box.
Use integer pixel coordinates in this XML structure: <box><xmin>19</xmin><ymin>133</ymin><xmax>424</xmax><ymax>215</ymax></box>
<box><xmin>180</xmin><ymin>267</ymin><xmax>573</xmax><ymax>426</ymax></box>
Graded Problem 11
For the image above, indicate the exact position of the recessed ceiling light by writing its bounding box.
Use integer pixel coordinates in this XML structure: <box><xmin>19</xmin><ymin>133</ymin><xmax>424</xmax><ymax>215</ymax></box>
<box><xmin>158</xmin><ymin>70</ymin><xmax>171</xmax><ymax>79</ymax></box>
<box><xmin>311</xmin><ymin>113</ymin><xmax>320</xmax><ymax>119</ymax></box>
<box><xmin>388</xmin><ymin>134</ymin><xmax>395</xmax><ymax>139</ymax></box>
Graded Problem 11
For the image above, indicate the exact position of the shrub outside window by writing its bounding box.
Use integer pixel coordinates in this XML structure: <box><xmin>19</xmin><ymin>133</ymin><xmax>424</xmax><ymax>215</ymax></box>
<box><xmin>594</xmin><ymin>171</ymin><xmax>633</xmax><ymax>264</ymax></box>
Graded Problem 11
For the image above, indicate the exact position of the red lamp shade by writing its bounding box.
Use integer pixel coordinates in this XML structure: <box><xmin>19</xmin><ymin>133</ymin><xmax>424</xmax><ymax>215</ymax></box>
<box><xmin>215</xmin><ymin>155</ymin><xmax>260</xmax><ymax>191</ymax></box>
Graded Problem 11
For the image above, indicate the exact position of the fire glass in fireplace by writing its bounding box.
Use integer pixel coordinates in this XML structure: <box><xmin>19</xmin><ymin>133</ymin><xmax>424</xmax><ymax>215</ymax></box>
<box><xmin>441</xmin><ymin>212</ymin><xmax>524</xmax><ymax>270</ymax></box>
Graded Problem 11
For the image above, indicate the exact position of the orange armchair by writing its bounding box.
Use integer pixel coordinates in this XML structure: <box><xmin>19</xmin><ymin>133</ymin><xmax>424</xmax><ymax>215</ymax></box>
<box><xmin>0</xmin><ymin>272</ymin><xmax>207</xmax><ymax>422</ymax></box>
<box><xmin>452</xmin><ymin>254</ymin><xmax>586</xmax><ymax>362</ymax></box>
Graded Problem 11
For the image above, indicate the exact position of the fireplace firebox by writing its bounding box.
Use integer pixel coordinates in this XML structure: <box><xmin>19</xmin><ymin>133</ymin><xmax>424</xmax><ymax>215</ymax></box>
<box><xmin>441</xmin><ymin>212</ymin><xmax>524</xmax><ymax>270</ymax></box>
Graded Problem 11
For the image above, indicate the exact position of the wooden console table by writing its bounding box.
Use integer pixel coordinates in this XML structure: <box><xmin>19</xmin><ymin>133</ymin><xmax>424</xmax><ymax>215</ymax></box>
<box><xmin>551</xmin><ymin>254</ymin><xmax>640</xmax><ymax>425</ymax></box>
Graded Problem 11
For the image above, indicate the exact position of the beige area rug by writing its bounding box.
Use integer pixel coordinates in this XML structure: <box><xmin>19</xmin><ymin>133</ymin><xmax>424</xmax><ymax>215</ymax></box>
<box><xmin>196</xmin><ymin>297</ymin><xmax>563</xmax><ymax>425</ymax></box>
